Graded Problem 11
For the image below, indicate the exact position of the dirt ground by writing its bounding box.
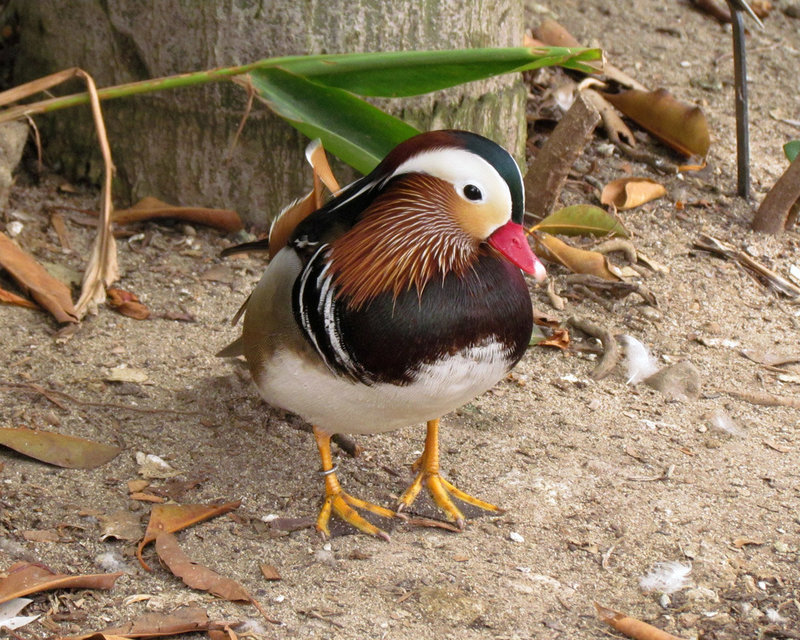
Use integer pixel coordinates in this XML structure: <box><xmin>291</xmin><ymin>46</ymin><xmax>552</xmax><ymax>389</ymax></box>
<box><xmin>2</xmin><ymin>1</ymin><xmax>800</xmax><ymax>638</ymax></box>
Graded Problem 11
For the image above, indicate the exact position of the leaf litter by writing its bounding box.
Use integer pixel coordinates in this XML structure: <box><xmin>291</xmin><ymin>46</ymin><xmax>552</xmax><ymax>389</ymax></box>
<box><xmin>0</xmin><ymin>427</ymin><xmax>120</xmax><ymax>469</ymax></box>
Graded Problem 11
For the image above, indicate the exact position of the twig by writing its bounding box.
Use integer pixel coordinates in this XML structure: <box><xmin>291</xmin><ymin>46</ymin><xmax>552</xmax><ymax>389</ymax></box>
<box><xmin>0</xmin><ymin>380</ymin><xmax>204</xmax><ymax>415</ymax></box>
<box><xmin>615</xmin><ymin>141</ymin><xmax>680</xmax><ymax>175</ymax></box>
<box><xmin>0</xmin><ymin>626</ymin><xmax>31</xmax><ymax>640</ymax></box>
<box><xmin>694</xmin><ymin>234</ymin><xmax>800</xmax><ymax>297</ymax></box>
<box><xmin>566</xmin><ymin>274</ymin><xmax>658</xmax><ymax>307</ymax></box>
<box><xmin>725</xmin><ymin>389</ymin><xmax>800</xmax><ymax>409</ymax></box>
<box><xmin>247</xmin><ymin>593</ymin><xmax>281</xmax><ymax>625</ymax></box>
<box><xmin>593</xmin><ymin>238</ymin><xmax>638</xmax><ymax>263</ymax></box>
<box><xmin>601</xmin><ymin>539</ymin><xmax>621</xmax><ymax>570</ymax></box>
<box><xmin>299</xmin><ymin>610</ymin><xmax>345</xmax><ymax>630</ymax></box>
<box><xmin>546</xmin><ymin>278</ymin><xmax>566</xmax><ymax>311</ymax></box>
<box><xmin>567</xmin><ymin>316</ymin><xmax>620</xmax><ymax>379</ymax></box>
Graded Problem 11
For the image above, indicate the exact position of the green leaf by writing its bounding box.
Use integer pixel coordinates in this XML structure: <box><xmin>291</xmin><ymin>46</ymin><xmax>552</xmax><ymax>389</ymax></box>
<box><xmin>277</xmin><ymin>47</ymin><xmax>602</xmax><ymax>98</ymax></box>
<box><xmin>785</xmin><ymin>140</ymin><xmax>800</xmax><ymax>163</ymax></box>
<box><xmin>248</xmin><ymin>68</ymin><xmax>420</xmax><ymax>174</ymax></box>
<box><xmin>531</xmin><ymin>204</ymin><xmax>629</xmax><ymax>238</ymax></box>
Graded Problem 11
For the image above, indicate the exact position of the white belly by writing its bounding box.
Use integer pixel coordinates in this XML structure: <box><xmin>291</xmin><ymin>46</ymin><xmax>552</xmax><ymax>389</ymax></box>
<box><xmin>255</xmin><ymin>340</ymin><xmax>510</xmax><ymax>434</ymax></box>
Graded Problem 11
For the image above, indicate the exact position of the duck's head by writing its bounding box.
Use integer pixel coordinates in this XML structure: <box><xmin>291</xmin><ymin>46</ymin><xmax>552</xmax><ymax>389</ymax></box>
<box><xmin>370</xmin><ymin>130</ymin><xmax>546</xmax><ymax>282</ymax></box>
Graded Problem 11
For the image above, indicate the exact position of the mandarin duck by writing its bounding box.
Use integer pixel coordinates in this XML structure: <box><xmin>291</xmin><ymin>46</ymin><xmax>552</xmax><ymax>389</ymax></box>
<box><xmin>220</xmin><ymin>130</ymin><xmax>546</xmax><ymax>540</ymax></box>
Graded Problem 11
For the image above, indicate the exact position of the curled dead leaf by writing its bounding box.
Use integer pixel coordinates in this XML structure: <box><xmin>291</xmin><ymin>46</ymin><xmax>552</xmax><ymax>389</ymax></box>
<box><xmin>601</xmin><ymin>88</ymin><xmax>710</xmax><ymax>158</ymax></box>
<box><xmin>155</xmin><ymin>532</ymin><xmax>251</xmax><ymax>601</ymax></box>
<box><xmin>60</xmin><ymin>606</ymin><xmax>220</xmax><ymax>640</ymax></box>
<box><xmin>0</xmin><ymin>286</ymin><xmax>40</xmax><ymax>310</ymax></box>
<box><xmin>137</xmin><ymin>501</ymin><xmax>241</xmax><ymax>571</ymax></box>
<box><xmin>107</xmin><ymin>288</ymin><xmax>150</xmax><ymax>320</ymax></box>
<box><xmin>595</xmin><ymin>602</ymin><xmax>687</xmax><ymax>640</ymax></box>
<box><xmin>535</xmin><ymin>328</ymin><xmax>571</xmax><ymax>350</ymax></box>
<box><xmin>529</xmin><ymin>231</ymin><xmax>622</xmax><ymax>281</ymax></box>
<box><xmin>601</xmin><ymin>178</ymin><xmax>667</xmax><ymax>210</ymax></box>
<box><xmin>0</xmin><ymin>562</ymin><xmax>122</xmax><ymax>605</ymax></box>
<box><xmin>0</xmin><ymin>232</ymin><xmax>77</xmax><ymax>323</ymax></box>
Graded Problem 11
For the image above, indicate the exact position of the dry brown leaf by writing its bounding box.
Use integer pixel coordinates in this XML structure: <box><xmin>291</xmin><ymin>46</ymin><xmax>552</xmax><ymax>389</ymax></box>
<box><xmin>50</xmin><ymin>211</ymin><xmax>73</xmax><ymax>250</ymax></box>
<box><xmin>259</xmin><ymin>564</ymin><xmax>281</xmax><ymax>582</ymax></box>
<box><xmin>128</xmin><ymin>479</ymin><xmax>150</xmax><ymax>493</ymax></box>
<box><xmin>595</xmin><ymin>602</ymin><xmax>687</xmax><ymax>640</ymax></box>
<box><xmin>0</xmin><ymin>232</ymin><xmax>77</xmax><ymax>323</ymax></box>
<box><xmin>530</xmin><ymin>232</ymin><xmax>622</xmax><ymax>281</ymax></box>
<box><xmin>601</xmin><ymin>89</ymin><xmax>710</xmax><ymax>158</ymax></box>
<box><xmin>130</xmin><ymin>492</ymin><xmax>166</xmax><ymax>503</ymax></box>
<box><xmin>61</xmin><ymin>606</ymin><xmax>221</xmax><ymax>640</ymax></box>
<box><xmin>113</xmin><ymin>197</ymin><xmax>243</xmax><ymax>232</ymax></box>
<box><xmin>537</xmin><ymin>328</ymin><xmax>571</xmax><ymax>350</ymax></box>
<box><xmin>733</xmin><ymin>537</ymin><xmax>764</xmax><ymax>548</ymax></box>
<box><xmin>155</xmin><ymin>532</ymin><xmax>251</xmax><ymax>602</ymax></box>
<box><xmin>0</xmin><ymin>427</ymin><xmax>121</xmax><ymax>469</ymax></box>
<box><xmin>601</xmin><ymin>178</ymin><xmax>667</xmax><ymax>210</ymax></box>
<box><xmin>107</xmin><ymin>288</ymin><xmax>150</xmax><ymax>320</ymax></box>
<box><xmin>0</xmin><ymin>562</ymin><xmax>122</xmax><ymax>605</ymax></box>
<box><xmin>137</xmin><ymin>501</ymin><xmax>241</xmax><ymax>571</ymax></box>
<box><xmin>21</xmin><ymin>529</ymin><xmax>60</xmax><ymax>543</ymax></box>
<box><xmin>0</xmin><ymin>285</ymin><xmax>39</xmax><ymax>309</ymax></box>
<box><xmin>0</xmin><ymin>68</ymin><xmax>118</xmax><ymax>320</ymax></box>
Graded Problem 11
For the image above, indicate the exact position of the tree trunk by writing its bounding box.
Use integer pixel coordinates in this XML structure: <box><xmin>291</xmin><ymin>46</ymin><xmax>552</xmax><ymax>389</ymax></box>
<box><xmin>10</xmin><ymin>1</ymin><xmax>526</xmax><ymax>225</ymax></box>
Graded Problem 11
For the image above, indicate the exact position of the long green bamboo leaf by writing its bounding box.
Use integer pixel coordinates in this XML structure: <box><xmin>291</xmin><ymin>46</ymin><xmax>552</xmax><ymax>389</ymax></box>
<box><xmin>247</xmin><ymin>69</ymin><xmax>420</xmax><ymax>175</ymax></box>
<box><xmin>277</xmin><ymin>47</ymin><xmax>602</xmax><ymax>97</ymax></box>
<box><xmin>0</xmin><ymin>47</ymin><xmax>601</xmax><ymax>124</ymax></box>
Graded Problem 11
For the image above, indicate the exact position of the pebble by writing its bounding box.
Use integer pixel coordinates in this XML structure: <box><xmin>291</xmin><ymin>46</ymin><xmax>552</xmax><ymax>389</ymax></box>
<box><xmin>6</xmin><ymin>220</ymin><xmax>23</xmax><ymax>237</ymax></box>
<box><xmin>509</xmin><ymin>531</ymin><xmax>525</xmax><ymax>543</ymax></box>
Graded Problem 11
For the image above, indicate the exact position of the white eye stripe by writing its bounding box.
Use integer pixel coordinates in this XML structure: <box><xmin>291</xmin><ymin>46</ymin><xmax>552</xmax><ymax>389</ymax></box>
<box><xmin>391</xmin><ymin>148</ymin><xmax>512</xmax><ymax>212</ymax></box>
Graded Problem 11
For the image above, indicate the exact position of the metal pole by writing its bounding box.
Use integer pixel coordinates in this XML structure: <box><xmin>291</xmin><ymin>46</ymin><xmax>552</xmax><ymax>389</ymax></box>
<box><xmin>729</xmin><ymin>5</ymin><xmax>750</xmax><ymax>198</ymax></box>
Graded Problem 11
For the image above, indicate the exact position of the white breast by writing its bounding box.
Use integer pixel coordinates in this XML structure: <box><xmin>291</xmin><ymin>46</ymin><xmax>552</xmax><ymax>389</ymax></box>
<box><xmin>254</xmin><ymin>340</ymin><xmax>511</xmax><ymax>435</ymax></box>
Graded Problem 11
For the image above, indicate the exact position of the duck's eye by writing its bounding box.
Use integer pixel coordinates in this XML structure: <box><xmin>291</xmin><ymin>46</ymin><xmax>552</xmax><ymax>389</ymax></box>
<box><xmin>462</xmin><ymin>184</ymin><xmax>483</xmax><ymax>201</ymax></box>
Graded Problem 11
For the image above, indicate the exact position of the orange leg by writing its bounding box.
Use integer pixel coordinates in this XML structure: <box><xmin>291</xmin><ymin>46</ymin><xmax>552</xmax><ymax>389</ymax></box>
<box><xmin>313</xmin><ymin>425</ymin><xmax>395</xmax><ymax>541</ymax></box>
<box><xmin>397</xmin><ymin>418</ymin><xmax>502</xmax><ymax>528</ymax></box>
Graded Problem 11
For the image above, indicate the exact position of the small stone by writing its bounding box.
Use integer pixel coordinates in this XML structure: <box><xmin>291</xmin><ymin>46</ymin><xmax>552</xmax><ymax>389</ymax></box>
<box><xmin>314</xmin><ymin>548</ymin><xmax>336</xmax><ymax>565</ymax></box>
<box><xmin>678</xmin><ymin>612</ymin><xmax>700</xmax><ymax>628</ymax></box>
<box><xmin>509</xmin><ymin>531</ymin><xmax>525</xmax><ymax>543</ymax></box>
<box><xmin>644</xmin><ymin>360</ymin><xmax>701</xmax><ymax>401</ymax></box>
<box><xmin>6</xmin><ymin>220</ymin><xmax>23</xmax><ymax>237</ymax></box>
<box><xmin>773</xmin><ymin>540</ymin><xmax>790</xmax><ymax>553</ymax></box>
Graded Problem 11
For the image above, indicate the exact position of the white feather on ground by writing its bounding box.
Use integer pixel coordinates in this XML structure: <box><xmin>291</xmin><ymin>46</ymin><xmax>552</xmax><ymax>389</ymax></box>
<box><xmin>619</xmin><ymin>335</ymin><xmax>661</xmax><ymax>384</ymax></box>
<box><xmin>639</xmin><ymin>561</ymin><xmax>692</xmax><ymax>594</ymax></box>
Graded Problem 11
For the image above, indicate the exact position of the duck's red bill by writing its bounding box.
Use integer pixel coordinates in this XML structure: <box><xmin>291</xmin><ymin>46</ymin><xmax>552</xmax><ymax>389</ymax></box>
<box><xmin>488</xmin><ymin>221</ymin><xmax>546</xmax><ymax>282</ymax></box>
